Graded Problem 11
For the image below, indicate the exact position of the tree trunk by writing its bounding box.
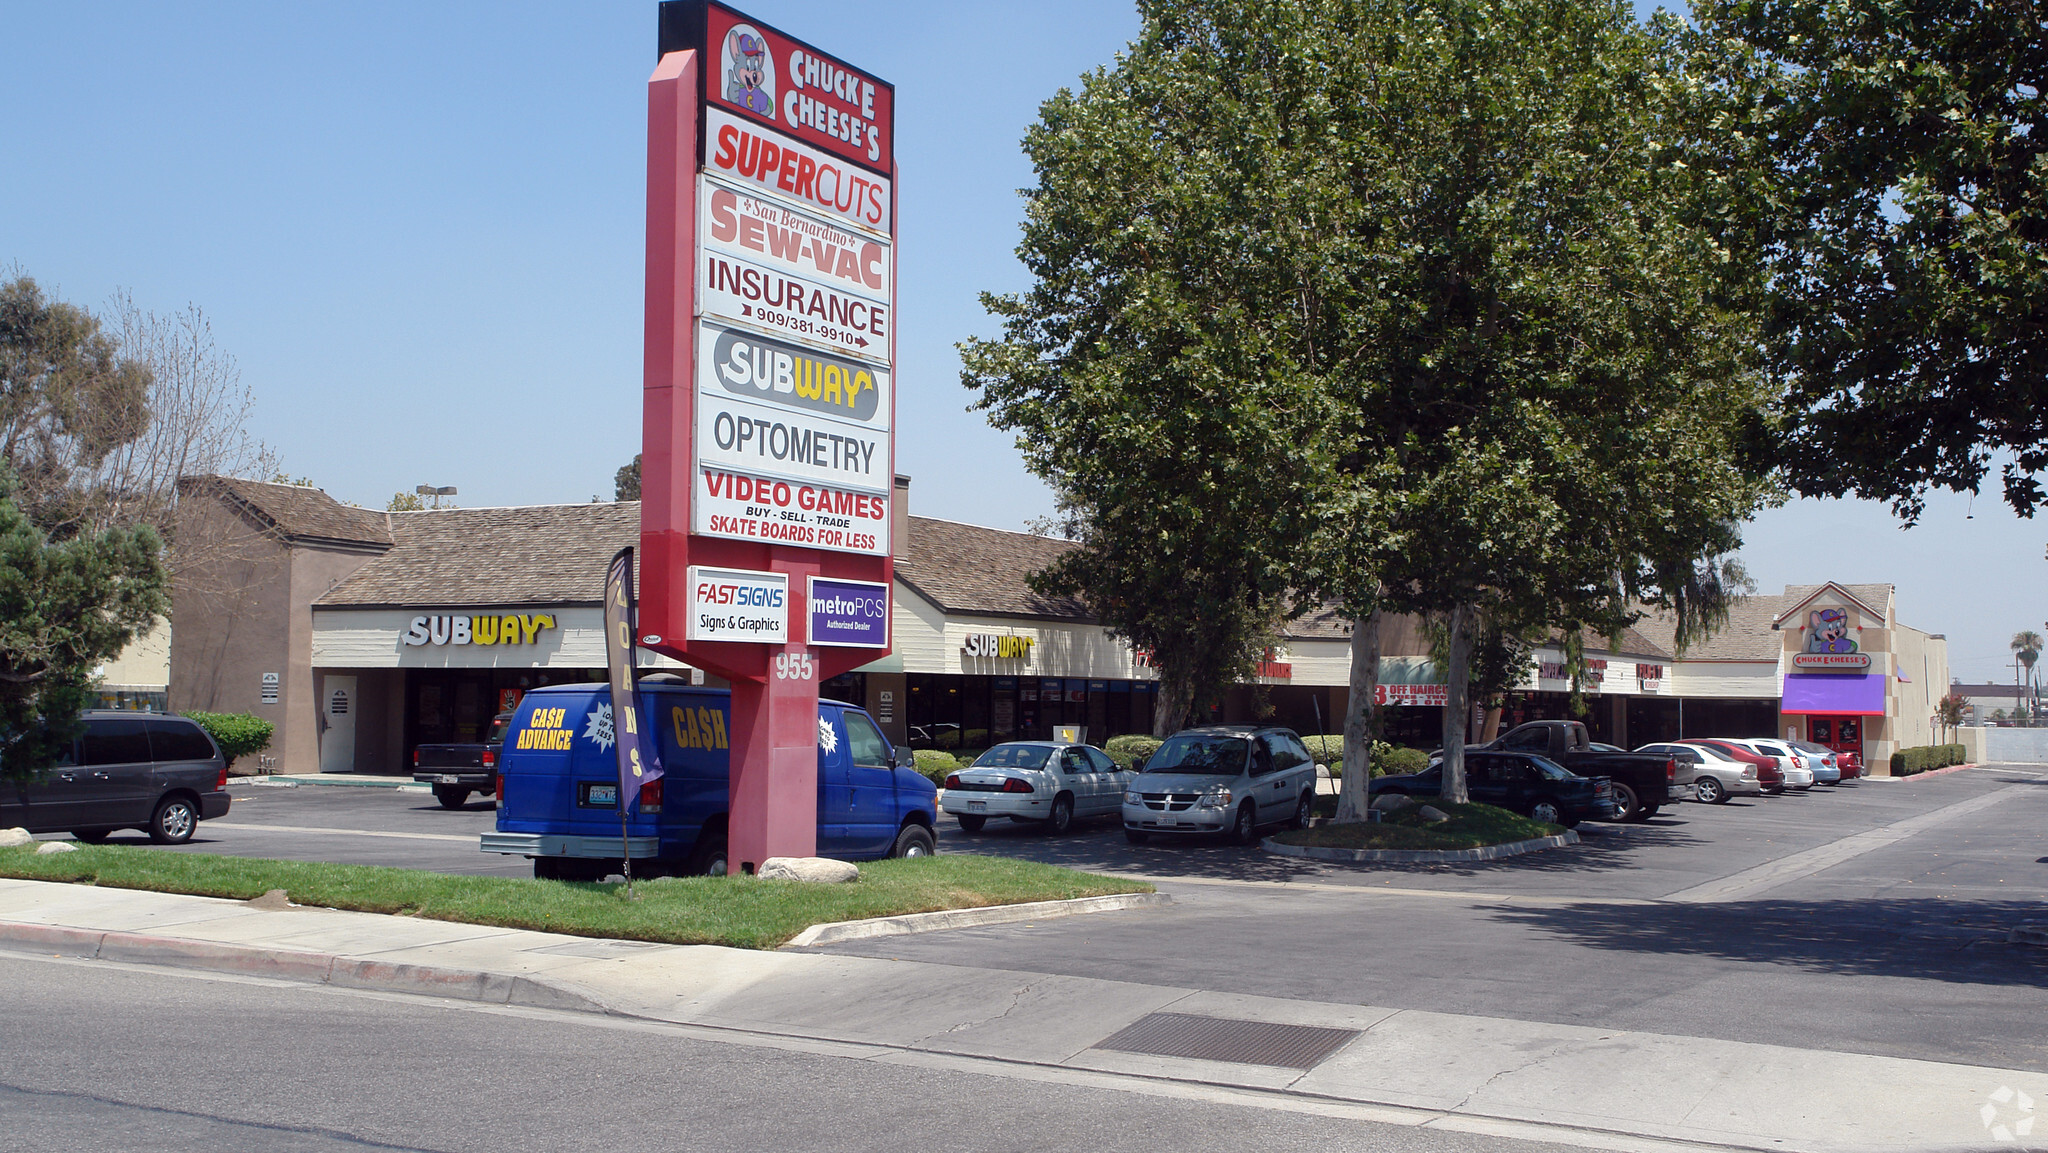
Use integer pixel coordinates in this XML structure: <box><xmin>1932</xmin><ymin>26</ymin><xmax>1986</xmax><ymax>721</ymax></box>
<box><xmin>1481</xmin><ymin>704</ymin><xmax>1504</xmax><ymax>743</ymax></box>
<box><xmin>1152</xmin><ymin>676</ymin><xmax>1193</xmax><ymax>737</ymax></box>
<box><xmin>1441</xmin><ymin>604</ymin><xmax>1473</xmax><ymax>805</ymax></box>
<box><xmin>1334</xmin><ymin>608</ymin><xmax>1382</xmax><ymax>823</ymax></box>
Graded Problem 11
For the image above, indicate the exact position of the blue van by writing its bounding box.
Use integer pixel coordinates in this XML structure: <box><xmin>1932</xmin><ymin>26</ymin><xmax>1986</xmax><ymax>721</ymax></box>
<box><xmin>482</xmin><ymin>679</ymin><xmax>937</xmax><ymax>879</ymax></box>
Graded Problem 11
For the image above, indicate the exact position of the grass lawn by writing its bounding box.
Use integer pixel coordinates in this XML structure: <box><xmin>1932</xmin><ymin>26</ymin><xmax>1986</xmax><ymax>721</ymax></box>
<box><xmin>0</xmin><ymin>846</ymin><xmax>1150</xmax><ymax>950</ymax></box>
<box><xmin>1272</xmin><ymin>802</ymin><xmax>1561</xmax><ymax>852</ymax></box>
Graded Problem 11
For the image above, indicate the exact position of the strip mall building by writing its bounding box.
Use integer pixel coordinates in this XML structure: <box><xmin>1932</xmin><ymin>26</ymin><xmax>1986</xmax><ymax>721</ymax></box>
<box><xmin>168</xmin><ymin>477</ymin><xmax>1947</xmax><ymax>776</ymax></box>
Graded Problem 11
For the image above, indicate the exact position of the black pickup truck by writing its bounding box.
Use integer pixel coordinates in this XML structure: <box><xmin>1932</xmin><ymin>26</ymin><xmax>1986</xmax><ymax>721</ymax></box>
<box><xmin>1476</xmin><ymin>721</ymin><xmax>1685</xmax><ymax>821</ymax></box>
<box><xmin>412</xmin><ymin>712</ymin><xmax>512</xmax><ymax>809</ymax></box>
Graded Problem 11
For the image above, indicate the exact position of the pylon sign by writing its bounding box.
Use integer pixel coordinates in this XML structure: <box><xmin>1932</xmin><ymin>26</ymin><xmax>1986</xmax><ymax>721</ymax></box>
<box><xmin>638</xmin><ymin>0</ymin><xmax>895</xmax><ymax>875</ymax></box>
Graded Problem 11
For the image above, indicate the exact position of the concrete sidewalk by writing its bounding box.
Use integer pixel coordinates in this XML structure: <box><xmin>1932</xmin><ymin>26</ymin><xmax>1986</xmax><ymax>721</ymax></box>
<box><xmin>0</xmin><ymin>877</ymin><xmax>2037</xmax><ymax>1153</ymax></box>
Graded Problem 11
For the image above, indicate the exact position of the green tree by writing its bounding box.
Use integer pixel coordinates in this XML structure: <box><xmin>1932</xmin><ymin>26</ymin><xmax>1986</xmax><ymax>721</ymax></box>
<box><xmin>960</xmin><ymin>2</ymin><xmax>1338</xmax><ymax>734</ymax></box>
<box><xmin>615</xmin><ymin>454</ymin><xmax>641</xmax><ymax>502</ymax></box>
<box><xmin>1691</xmin><ymin>0</ymin><xmax>2048</xmax><ymax>518</ymax></box>
<box><xmin>0</xmin><ymin>276</ymin><xmax>153</xmax><ymax>538</ymax></box>
<box><xmin>386</xmin><ymin>490</ymin><xmax>426</xmax><ymax>512</ymax></box>
<box><xmin>2012</xmin><ymin>630</ymin><xmax>2042</xmax><ymax>727</ymax></box>
<box><xmin>1283</xmin><ymin>0</ymin><xmax>1772</xmax><ymax>806</ymax></box>
<box><xmin>1934</xmin><ymin>691</ymin><xmax>1966</xmax><ymax>743</ymax></box>
<box><xmin>0</xmin><ymin>466</ymin><xmax>167</xmax><ymax>778</ymax></box>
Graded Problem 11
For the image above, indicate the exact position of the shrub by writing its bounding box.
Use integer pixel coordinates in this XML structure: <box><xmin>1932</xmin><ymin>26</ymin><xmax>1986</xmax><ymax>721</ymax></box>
<box><xmin>1889</xmin><ymin>743</ymin><xmax>1968</xmax><ymax>776</ymax></box>
<box><xmin>184</xmin><ymin>711</ymin><xmax>274</xmax><ymax>772</ymax></box>
<box><xmin>1105</xmin><ymin>734</ymin><xmax>1163</xmax><ymax>769</ymax></box>
<box><xmin>912</xmin><ymin>750</ymin><xmax>960</xmax><ymax>785</ymax></box>
<box><xmin>1303</xmin><ymin>737</ymin><xmax>1428</xmax><ymax>778</ymax></box>
<box><xmin>1303</xmin><ymin>735</ymin><xmax>1343</xmax><ymax>766</ymax></box>
<box><xmin>1379</xmin><ymin>746</ymin><xmax>1430</xmax><ymax>776</ymax></box>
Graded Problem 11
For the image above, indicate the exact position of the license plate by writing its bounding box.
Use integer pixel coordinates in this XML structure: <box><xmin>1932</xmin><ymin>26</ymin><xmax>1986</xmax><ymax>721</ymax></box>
<box><xmin>581</xmin><ymin>783</ymin><xmax>619</xmax><ymax>808</ymax></box>
<box><xmin>967</xmin><ymin>800</ymin><xmax>987</xmax><ymax>811</ymax></box>
<box><xmin>1158</xmin><ymin>816</ymin><xmax>1178</xmax><ymax>826</ymax></box>
<box><xmin>437</xmin><ymin>774</ymin><xmax>461</xmax><ymax>784</ymax></box>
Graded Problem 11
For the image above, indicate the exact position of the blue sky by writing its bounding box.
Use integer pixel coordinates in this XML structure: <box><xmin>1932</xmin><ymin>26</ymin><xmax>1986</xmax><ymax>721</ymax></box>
<box><xmin>4</xmin><ymin>1</ymin><xmax>2038</xmax><ymax>683</ymax></box>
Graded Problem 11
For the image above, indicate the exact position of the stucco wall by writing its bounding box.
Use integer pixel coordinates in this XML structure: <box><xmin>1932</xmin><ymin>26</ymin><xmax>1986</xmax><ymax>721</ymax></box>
<box><xmin>1984</xmin><ymin>726</ymin><xmax>2048</xmax><ymax>764</ymax></box>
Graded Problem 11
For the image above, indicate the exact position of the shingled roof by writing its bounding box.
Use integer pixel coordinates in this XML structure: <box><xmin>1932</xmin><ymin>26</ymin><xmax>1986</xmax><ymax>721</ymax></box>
<box><xmin>181</xmin><ymin>476</ymin><xmax>392</xmax><ymax>548</ymax></box>
<box><xmin>317</xmin><ymin>502</ymin><xmax>639</xmax><ymax>608</ymax></box>
<box><xmin>894</xmin><ymin>516</ymin><xmax>1091</xmax><ymax>621</ymax></box>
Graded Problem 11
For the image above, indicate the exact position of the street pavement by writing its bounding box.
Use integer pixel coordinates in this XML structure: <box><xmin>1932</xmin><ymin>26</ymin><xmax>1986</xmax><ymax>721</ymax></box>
<box><xmin>5</xmin><ymin>763</ymin><xmax>2043</xmax><ymax>1151</ymax></box>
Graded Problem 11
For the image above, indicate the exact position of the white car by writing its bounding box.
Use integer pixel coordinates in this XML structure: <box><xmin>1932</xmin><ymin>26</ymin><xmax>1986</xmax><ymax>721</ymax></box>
<box><xmin>1635</xmin><ymin>742</ymin><xmax>1765</xmax><ymax>803</ymax></box>
<box><xmin>941</xmin><ymin>742</ymin><xmax>1129</xmax><ymax>835</ymax></box>
<box><xmin>1121</xmin><ymin>725</ymin><xmax>1318</xmax><ymax>845</ymax></box>
<box><xmin>1787</xmin><ymin>739</ymin><xmax>1844</xmax><ymax>784</ymax></box>
<box><xmin>1730</xmin><ymin>739</ymin><xmax>1814</xmax><ymax>789</ymax></box>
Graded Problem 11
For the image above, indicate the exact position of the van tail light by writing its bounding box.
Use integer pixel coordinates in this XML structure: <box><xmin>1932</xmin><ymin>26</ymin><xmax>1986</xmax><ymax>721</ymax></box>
<box><xmin>944</xmin><ymin>774</ymin><xmax>961</xmax><ymax>790</ymax></box>
<box><xmin>638</xmin><ymin>778</ymin><xmax>662</xmax><ymax>812</ymax></box>
<box><xmin>481</xmin><ymin>749</ymin><xmax>496</xmax><ymax>769</ymax></box>
<box><xmin>1666</xmin><ymin>758</ymin><xmax>1677</xmax><ymax>782</ymax></box>
<box><xmin>1002</xmin><ymin>778</ymin><xmax>1035</xmax><ymax>793</ymax></box>
<box><xmin>494</xmin><ymin>774</ymin><xmax>505</xmax><ymax>803</ymax></box>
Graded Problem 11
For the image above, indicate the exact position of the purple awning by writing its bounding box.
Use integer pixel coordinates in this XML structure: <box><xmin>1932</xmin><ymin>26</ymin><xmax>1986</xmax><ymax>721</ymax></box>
<box><xmin>1781</xmin><ymin>673</ymin><xmax>1886</xmax><ymax>716</ymax></box>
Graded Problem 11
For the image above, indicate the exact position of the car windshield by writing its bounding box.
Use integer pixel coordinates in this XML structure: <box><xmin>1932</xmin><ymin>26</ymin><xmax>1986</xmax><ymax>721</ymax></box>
<box><xmin>1143</xmin><ymin>734</ymin><xmax>1249</xmax><ymax>775</ymax></box>
<box><xmin>972</xmin><ymin>744</ymin><xmax>1053</xmax><ymax>770</ymax></box>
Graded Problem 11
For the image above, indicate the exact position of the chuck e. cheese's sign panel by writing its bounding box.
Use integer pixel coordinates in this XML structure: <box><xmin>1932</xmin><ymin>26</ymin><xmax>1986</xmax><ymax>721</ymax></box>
<box><xmin>692</xmin><ymin>0</ymin><xmax>893</xmax><ymax>175</ymax></box>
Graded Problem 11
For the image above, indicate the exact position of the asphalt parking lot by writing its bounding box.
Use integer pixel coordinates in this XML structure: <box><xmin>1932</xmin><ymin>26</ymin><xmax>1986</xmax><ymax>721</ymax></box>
<box><xmin>81</xmin><ymin>763</ymin><xmax>2048</xmax><ymax>1073</ymax></box>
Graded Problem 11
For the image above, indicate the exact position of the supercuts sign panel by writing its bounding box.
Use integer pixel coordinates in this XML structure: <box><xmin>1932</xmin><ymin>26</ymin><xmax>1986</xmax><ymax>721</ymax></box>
<box><xmin>692</xmin><ymin>467</ymin><xmax>889</xmax><ymax>556</ymax></box>
<box><xmin>705</xmin><ymin>108</ymin><xmax>890</xmax><ymax>236</ymax></box>
<box><xmin>661</xmin><ymin>0</ymin><xmax>894</xmax><ymax>176</ymax></box>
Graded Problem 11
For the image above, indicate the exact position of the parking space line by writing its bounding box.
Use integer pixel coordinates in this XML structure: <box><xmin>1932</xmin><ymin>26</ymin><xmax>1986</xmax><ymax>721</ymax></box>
<box><xmin>203</xmin><ymin>822</ymin><xmax>478</xmax><ymax>844</ymax></box>
<box><xmin>1660</xmin><ymin>786</ymin><xmax>2024</xmax><ymax>903</ymax></box>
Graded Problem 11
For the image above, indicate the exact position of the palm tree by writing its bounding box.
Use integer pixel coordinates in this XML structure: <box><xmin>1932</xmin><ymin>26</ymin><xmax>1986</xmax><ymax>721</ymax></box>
<box><xmin>2012</xmin><ymin>631</ymin><xmax>2044</xmax><ymax>726</ymax></box>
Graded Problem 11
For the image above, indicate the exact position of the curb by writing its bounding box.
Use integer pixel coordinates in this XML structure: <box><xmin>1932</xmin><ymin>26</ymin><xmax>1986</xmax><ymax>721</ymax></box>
<box><xmin>231</xmin><ymin>775</ymin><xmax>417</xmax><ymax>790</ymax></box>
<box><xmin>781</xmin><ymin>892</ymin><xmax>1172</xmax><ymax>949</ymax></box>
<box><xmin>0</xmin><ymin>920</ymin><xmax>609</xmax><ymax>1014</ymax></box>
<box><xmin>1259</xmin><ymin>830</ymin><xmax>1580</xmax><ymax>864</ymax></box>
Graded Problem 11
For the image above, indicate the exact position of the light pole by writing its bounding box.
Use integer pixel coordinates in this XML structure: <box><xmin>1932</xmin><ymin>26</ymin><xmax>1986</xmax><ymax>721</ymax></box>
<box><xmin>415</xmin><ymin>484</ymin><xmax>457</xmax><ymax>509</ymax></box>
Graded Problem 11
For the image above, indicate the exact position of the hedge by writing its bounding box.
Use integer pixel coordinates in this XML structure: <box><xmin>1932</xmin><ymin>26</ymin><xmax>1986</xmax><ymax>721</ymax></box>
<box><xmin>1301</xmin><ymin>736</ymin><xmax>1428</xmax><ymax>778</ymax></box>
<box><xmin>912</xmin><ymin>750</ymin><xmax>961</xmax><ymax>785</ymax></box>
<box><xmin>183</xmin><ymin>711</ymin><xmax>275</xmax><ymax>772</ymax></box>
<box><xmin>1889</xmin><ymin>743</ymin><xmax>1967</xmax><ymax>776</ymax></box>
<box><xmin>1105</xmin><ymin>734</ymin><xmax>1163</xmax><ymax>769</ymax></box>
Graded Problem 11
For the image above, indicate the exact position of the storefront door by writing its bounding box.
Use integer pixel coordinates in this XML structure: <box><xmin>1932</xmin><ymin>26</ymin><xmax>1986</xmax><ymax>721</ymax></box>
<box><xmin>1807</xmin><ymin>716</ymin><xmax>1864</xmax><ymax>760</ymax></box>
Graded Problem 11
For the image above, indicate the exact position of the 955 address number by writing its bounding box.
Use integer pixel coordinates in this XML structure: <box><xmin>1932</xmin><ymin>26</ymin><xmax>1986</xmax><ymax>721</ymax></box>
<box><xmin>774</xmin><ymin>651</ymin><xmax>816</xmax><ymax>681</ymax></box>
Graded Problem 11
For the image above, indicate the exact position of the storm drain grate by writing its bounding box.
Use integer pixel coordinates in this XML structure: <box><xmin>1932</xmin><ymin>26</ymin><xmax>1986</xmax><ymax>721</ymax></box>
<box><xmin>1091</xmin><ymin>1013</ymin><xmax>1360</xmax><ymax>1069</ymax></box>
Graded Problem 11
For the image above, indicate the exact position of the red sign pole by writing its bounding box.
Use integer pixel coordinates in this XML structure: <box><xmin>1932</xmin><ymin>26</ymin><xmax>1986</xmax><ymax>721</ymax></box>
<box><xmin>640</xmin><ymin>3</ymin><xmax>895</xmax><ymax>876</ymax></box>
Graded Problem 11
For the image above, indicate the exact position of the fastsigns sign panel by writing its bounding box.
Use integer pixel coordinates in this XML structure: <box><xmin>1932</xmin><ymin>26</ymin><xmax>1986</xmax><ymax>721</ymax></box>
<box><xmin>685</xmin><ymin>565</ymin><xmax>789</xmax><ymax>643</ymax></box>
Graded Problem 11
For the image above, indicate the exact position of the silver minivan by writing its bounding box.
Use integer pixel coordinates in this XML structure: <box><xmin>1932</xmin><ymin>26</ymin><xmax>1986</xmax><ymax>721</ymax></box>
<box><xmin>1121</xmin><ymin>725</ymin><xmax>1317</xmax><ymax>844</ymax></box>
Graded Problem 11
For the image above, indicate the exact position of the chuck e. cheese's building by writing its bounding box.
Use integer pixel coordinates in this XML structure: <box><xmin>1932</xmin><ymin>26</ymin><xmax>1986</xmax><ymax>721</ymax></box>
<box><xmin>167</xmin><ymin>477</ymin><xmax>1946</xmax><ymax>775</ymax></box>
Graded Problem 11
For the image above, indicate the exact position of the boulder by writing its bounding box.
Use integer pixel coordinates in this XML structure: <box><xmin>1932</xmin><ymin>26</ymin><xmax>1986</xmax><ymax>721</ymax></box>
<box><xmin>1416</xmin><ymin>805</ymin><xmax>1452</xmax><ymax>823</ymax></box>
<box><xmin>1369</xmin><ymin>794</ymin><xmax>1414</xmax><ymax>813</ymax></box>
<box><xmin>34</xmin><ymin>841</ymin><xmax>77</xmax><ymax>854</ymax></box>
<box><xmin>0</xmin><ymin>828</ymin><xmax>31</xmax><ymax>848</ymax></box>
<box><xmin>758</xmin><ymin>856</ymin><xmax>860</xmax><ymax>883</ymax></box>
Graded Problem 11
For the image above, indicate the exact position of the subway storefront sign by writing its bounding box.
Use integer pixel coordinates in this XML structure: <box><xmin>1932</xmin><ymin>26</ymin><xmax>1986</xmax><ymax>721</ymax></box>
<box><xmin>403</xmin><ymin>613</ymin><xmax>556</xmax><ymax>647</ymax></box>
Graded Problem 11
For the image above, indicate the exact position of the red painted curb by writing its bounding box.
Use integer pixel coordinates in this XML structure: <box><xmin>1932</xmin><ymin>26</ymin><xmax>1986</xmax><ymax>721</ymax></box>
<box><xmin>0</xmin><ymin>920</ymin><xmax>608</xmax><ymax>1014</ymax></box>
<box><xmin>1891</xmin><ymin>762</ymin><xmax>1978</xmax><ymax>780</ymax></box>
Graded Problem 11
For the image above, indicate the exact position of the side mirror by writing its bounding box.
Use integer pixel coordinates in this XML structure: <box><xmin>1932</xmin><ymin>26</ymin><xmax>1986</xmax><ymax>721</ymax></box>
<box><xmin>1131</xmin><ymin>754</ymin><xmax>1148</xmax><ymax>773</ymax></box>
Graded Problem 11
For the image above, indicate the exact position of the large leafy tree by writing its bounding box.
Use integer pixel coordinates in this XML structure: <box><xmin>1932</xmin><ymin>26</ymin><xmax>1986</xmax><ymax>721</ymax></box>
<box><xmin>1691</xmin><ymin>0</ymin><xmax>2048</xmax><ymax>518</ymax></box>
<box><xmin>0</xmin><ymin>466</ymin><xmax>167</xmax><ymax>778</ymax></box>
<box><xmin>961</xmin><ymin>1</ymin><xmax>1342</xmax><ymax>734</ymax></box>
<box><xmin>1283</xmin><ymin>0</ymin><xmax>1773</xmax><ymax>809</ymax></box>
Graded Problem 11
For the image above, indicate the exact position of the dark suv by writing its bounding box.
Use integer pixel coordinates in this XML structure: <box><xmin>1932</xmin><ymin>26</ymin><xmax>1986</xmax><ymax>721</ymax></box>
<box><xmin>0</xmin><ymin>712</ymin><xmax>232</xmax><ymax>843</ymax></box>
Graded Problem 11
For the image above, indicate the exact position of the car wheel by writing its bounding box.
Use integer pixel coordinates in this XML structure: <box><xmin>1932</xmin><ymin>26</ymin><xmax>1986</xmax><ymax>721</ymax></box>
<box><xmin>686</xmin><ymin>831</ymin><xmax>729</xmax><ymax>876</ymax></box>
<box><xmin>1230</xmin><ymin>802</ymin><xmax>1258</xmax><ymax>845</ymax></box>
<box><xmin>891</xmin><ymin>824</ymin><xmax>936</xmax><ymax>858</ymax></box>
<box><xmin>1695</xmin><ymin>777</ymin><xmax>1727</xmax><ymax>804</ymax></box>
<box><xmin>1529</xmin><ymin>800</ymin><xmax>1564</xmax><ymax>825</ymax></box>
<box><xmin>148</xmin><ymin>796</ymin><xmax>198</xmax><ymax>844</ymax></box>
<box><xmin>70</xmin><ymin>828</ymin><xmax>114</xmax><ymax>844</ymax></box>
<box><xmin>1047</xmin><ymin>794</ymin><xmax>1074</xmax><ymax>835</ymax></box>
<box><xmin>1608</xmin><ymin>782</ymin><xmax>1641</xmax><ymax>822</ymax></box>
<box><xmin>955</xmin><ymin>814</ymin><xmax>987</xmax><ymax>833</ymax></box>
<box><xmin>433</xmin><ymin>786</ymin><xmax>470</xmax><ymax>809</ymax></box>
<box><xmin>1289</xmin><ymin>791</ymin><xmax>1313</xmax><ymax>830</ymax></box>
<box><xmin>1124</xmin><ymin>829</ymin><xmax>1149</xmax><ymax>845</ymax></box>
